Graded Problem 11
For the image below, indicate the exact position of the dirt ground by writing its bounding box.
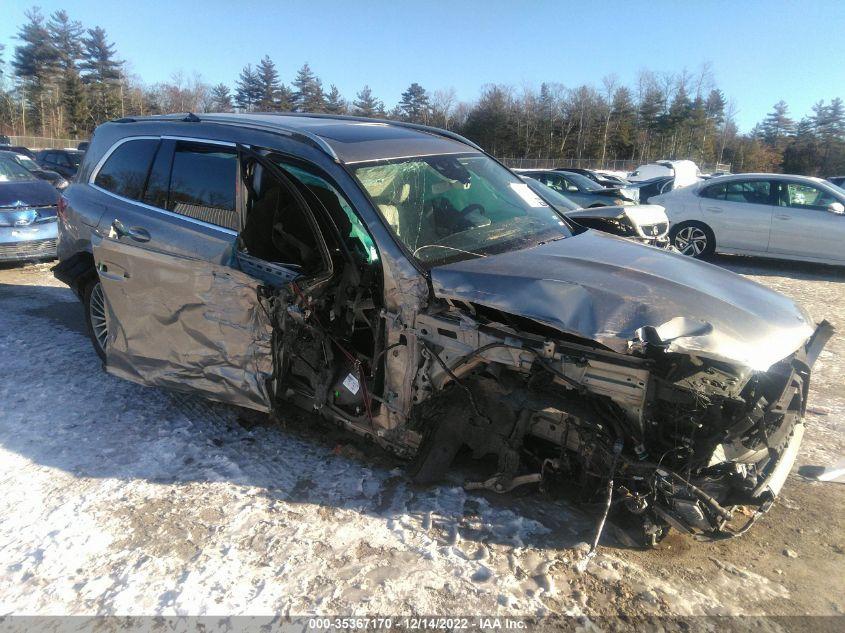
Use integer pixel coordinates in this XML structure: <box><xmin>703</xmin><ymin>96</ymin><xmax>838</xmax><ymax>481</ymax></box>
<box><xmin>0</xmin><ymin>255</ymin><xmax>843</xmax><ymax>625</ymax></box>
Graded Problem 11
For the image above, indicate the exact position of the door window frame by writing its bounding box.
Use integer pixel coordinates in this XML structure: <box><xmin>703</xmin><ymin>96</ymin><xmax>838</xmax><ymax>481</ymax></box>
<box><xmin>777</xmin><ymin>179</ymin><xmax>844</xmax><ymax>212</ymax></box>
<box><xmin>699</xmin><ymin>178</ymin><xmax>775</xmax><ymax>206</ymax></box>
<box><xmin>89</xmin><ymin>135</ymin><xmax>241</xmax><ymax>236</ymax></box>
<box><xmin>236</xmin><ymin>144</ymin><xmax>335</xmax><ymax>285</ymax></box>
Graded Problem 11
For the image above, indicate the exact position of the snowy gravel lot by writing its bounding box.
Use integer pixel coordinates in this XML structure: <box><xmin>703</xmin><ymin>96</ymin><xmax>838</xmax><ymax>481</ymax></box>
<box><xmin>0</xmin><ymin>256</ymin><xmax>843</xmax><ymax>623</ymax></box>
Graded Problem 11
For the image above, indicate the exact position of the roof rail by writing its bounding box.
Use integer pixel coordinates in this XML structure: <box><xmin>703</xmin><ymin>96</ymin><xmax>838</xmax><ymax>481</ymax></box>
<box><xmin>199</xmin><ymin>114</ymin><xmax>341</xmax><ymax>162</ymax></box>
<box><xmin>104</xmin><ymin>112</ymin><xmax>484</xmax><ymax>163</ymax></box>
<box><xmin>251</xmin><ymin>111</ymin><xmax>485</xmax><ymax>153</ymax></box>
<box><xmin>105</xmin><ymin>112</ymin><xmax>341</xmax><ymax>162</ymax></box>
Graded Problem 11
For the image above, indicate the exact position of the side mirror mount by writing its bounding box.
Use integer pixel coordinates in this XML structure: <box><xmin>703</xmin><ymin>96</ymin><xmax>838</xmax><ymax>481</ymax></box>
<box><xmin>828</xmin><ymin>202</ymin><xmax>845</xmax><ymax>215</ymax></box>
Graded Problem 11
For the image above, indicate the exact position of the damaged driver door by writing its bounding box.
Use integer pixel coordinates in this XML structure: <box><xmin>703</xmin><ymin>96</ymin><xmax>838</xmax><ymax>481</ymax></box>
<box><xmin>92</xmin><ymin>233</ymin><xmax>276</xmax><ymax>412</ymax></box>
<box><xmin>92</xmin><ymin>143</ymin><xmax>342</xmax><ymax>415</ymax></box>
<box><xmin>91</xmin><ymin>140</ymin><xmax>281</xmax><ymax>412</ymax></box>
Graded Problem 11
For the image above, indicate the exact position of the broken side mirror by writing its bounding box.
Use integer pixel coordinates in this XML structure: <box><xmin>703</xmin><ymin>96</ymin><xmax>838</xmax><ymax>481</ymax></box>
<box><xmin>827</xmin><ymin>201</ymin><xmax>845</xmax><ymax>215</ymax></box>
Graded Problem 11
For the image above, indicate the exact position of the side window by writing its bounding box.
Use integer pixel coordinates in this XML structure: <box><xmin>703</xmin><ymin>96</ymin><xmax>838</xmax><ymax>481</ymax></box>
<box><xmin>239</xmin><ymin>161</ymin><xmax>325</xmax><ymax>274</ymax></box>
<box><xmin>539</xmin><ymin>174</ymin><xmax>565</xmax><ymax>193</ymax></box>
<box><xmin>276</xmin><ymin>159</ymin><xmax>379</xmax><ymax>264</ymax></box>
<box><xmin>167</xmin><ymin>142</ymin><xmax>238</xmax><ymax>230</ymax></box>
<box><xmin>56</xmin><ymin>154</ymin><xmax>71</xmax><ymax>167</ymax></box>
<box><xmin>723</xmin><ymin>180</ymin><xmax>771</xmax><ymax>205</ymax></box>
<box><xmin>782</xmin><ymin>182</ymin><xmax>838</xmax><ymax>210</ymax></box>
<box><xmin>94</xmin><ymin>139</ymin><xmax>160</xmax><ymax>201</ymax></box>
<box><xmin>142</xmin><ymin>140</ymin><xmax>172</xmax><ymax>209</ymax></box>
<box><xmin>43</xmin><ymin>153</ymin><xmax>57</xmax><ymax>166</ymax></box>
<box><xmin>700</xmin><ymin>183</ymin><xmax>727</xmax><ymax>199</ymax></box>
<box><xmin>561</xmin><ymin>176</ymin><xmax>579</xmax><ymax>192</ymax></box>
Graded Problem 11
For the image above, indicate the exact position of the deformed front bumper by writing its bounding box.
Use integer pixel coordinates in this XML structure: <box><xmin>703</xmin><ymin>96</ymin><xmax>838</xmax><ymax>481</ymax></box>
<box><xmin>0</xmin><ymin>222</ymin><xmax>58</xmax><ymax>262</ymax></box>
<box><xmin>750</xmin><ymin>319</ymin><xmax>834</xmax><ymax>502</ymax></box>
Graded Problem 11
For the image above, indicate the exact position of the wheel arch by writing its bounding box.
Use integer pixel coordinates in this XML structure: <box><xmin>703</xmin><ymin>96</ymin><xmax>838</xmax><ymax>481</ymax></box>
<box><xmin>52</xmin><ymin>250</ymin><xmax>98</xmax><ymax>299</ymax></box>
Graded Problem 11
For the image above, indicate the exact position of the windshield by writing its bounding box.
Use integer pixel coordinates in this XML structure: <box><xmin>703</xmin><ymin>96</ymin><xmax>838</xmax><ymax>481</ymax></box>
<box><xmin>353</xmin><ymin>153</ymin><xmax>572</xmax><ymax>266</ymax></box>
<box><xmin>14</xmin><ymin>155</ymin><xmax>40</xmax><ymax>172</ymax></box>
<box><xmin>561</xmin><ymin>171</ymin><xmax>603</xmax><ymax>191</ymax></box>
<box><xmin>523</xmin><ymin>177</ymin><xmax>582</xmax><ymax>211</ymax></box>
<box><xmin>0</xmin><ymin>155</ymin><xmax>37</xmax><ymax>182</ymax></box>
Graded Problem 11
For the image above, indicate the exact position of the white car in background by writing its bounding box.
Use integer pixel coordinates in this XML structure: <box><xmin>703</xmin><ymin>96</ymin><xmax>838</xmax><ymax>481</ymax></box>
<box><xmin>628</xmin><ymin>159</ymin><xmax>702</xmax><ymax>188</ymax></box>
<box><xmin>651</xmin><ymin>173</ymin><xmax>845</xmax><ymax>264</ymax></box>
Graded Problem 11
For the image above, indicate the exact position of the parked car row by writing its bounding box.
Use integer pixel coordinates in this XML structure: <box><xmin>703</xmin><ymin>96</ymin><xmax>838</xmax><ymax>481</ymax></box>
<box><xmin>521</xmin><ymin>176</ymin><xmax>670</xmax><ymax>248</ymax></box>
<box><xmin>0</xmin><ymin>154</ymin><xmax>60</xmax><ymax>262</ymax></box>
<box><xmin>0</xmin><ymin>139</ymin><xmax>89</xmax><ymax>262</ymax></box>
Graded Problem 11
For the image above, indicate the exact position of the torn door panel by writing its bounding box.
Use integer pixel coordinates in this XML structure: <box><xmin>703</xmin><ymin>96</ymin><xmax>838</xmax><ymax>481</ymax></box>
<box><xmin>430</xmin><ymin>230</ymin><xmax>815</xmax><ymax>371</ymax></box>
<box><xmin>93</xmin><ymin>236</ymin><xmax>273</xmax><ymax>411</ymax></box>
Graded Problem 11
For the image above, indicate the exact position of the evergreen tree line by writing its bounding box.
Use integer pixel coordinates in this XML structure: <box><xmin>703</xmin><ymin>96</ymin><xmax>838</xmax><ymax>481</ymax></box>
<box><xmin>2</xmin><ymin>8</ymin><xmax>844</xmax><ymax>175</ymax></box>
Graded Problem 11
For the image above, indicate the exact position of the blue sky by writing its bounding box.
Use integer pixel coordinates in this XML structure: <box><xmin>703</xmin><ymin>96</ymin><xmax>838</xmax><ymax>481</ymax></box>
<box><xmin>2</xmin><ymin>0</ymin><xmax>843</xmax><ymax>131</ymax></box>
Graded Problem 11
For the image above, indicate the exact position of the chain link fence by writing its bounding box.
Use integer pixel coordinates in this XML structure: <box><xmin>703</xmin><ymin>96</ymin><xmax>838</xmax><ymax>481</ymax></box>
<box><xmin>500</xmin><ymin>157</ymin><xmax>732</xmax><ymax>174</ymax></box>
<box><xmin>6</xmin><ymin>136</ymin><xmax>87</xmax><ymax>150</ymax></box>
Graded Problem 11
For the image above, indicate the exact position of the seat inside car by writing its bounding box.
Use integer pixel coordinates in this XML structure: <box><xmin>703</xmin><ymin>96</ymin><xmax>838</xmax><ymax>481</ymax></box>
<box><xmin>375</xmin><ymin>181</ymin><xmax>409</xmax><ymax>236</ymax></box>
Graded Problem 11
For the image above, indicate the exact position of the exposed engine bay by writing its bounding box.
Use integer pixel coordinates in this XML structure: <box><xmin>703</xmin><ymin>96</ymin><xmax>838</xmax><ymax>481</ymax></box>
<box><xmin>253</xmin><ymin>252</ymin><xmax>833</xmax><ymax>546</ymax></box>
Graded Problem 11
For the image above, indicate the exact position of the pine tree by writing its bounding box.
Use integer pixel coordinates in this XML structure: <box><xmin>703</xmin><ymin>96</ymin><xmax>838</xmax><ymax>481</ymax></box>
<box><xmin>353</xmin><ymin>85</ymin><xmax>383</xmax><ymax>118</ymax></box>
<box><xmin>80</xmin><ymin>27</ymin><xmax>121</xmax><ymax>83</ymax></box>
<box><xmin>761</xmin><ymin>100</ymin><xmax>794</xmax><ymax>144</ymax></box>
<box><xmin>292</xmin><ymin>63</ymin><xmax>325</xmax><ymax>112</ymax></box>
<box><xmin>608</xmin><ymin>86</ymin><xmax>636</xmax><ymax>159</ymax></box>
<box><xmin>234</xmin><ymin>64</ymin><xmax>261</xmax><ymax>111</ymax></box>
<box><xmin>210</xmin><ymin>83</ymin><xmax>233</xmax><ymax>112</ymax></box>
<box><xmin>12</xmin><ymin>8</ymin><xmax>60</xmax><ymax>135</ymax></box>
<box><xmin>398</xmin><ymin>82</ymin><xmax>430</xmax><ymax>123</ymax></box>
<box><xmin>705</xmin><ymin>89</ymin><xmax>726</xmax><ymax>125</ymax></box>
<box><xmin>48</xmin><ymin>10</ymin><xmax>87</xmax><ymax>135</ymax></box>
<box><xmin>256</xmin><ymin>55</ymin><xmax>281</xmax><ymax>111</ymax></box>
<box><xmin>325</xmin><ymin>84</ymin><xmax>346</xmax><ymax>114</ymax></box>
<box><xmin>81</xmin><ymin>26</ymin><xmax>122</xmax><ymax>124</ymax></box>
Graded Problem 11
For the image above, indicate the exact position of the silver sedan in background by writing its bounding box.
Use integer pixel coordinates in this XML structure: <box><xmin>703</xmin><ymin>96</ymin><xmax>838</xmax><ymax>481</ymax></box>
<box><xmin>651</xmin><ymin>173</ymin><xmax>845</xmax><ymax>264</ymax></box>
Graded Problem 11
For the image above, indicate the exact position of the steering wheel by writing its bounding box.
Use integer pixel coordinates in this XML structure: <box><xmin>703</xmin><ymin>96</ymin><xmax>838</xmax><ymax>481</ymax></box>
<box><xmin>460</xmin><ymin>203</ymin><xmax>486</xmax><ymax>218</ymax></box>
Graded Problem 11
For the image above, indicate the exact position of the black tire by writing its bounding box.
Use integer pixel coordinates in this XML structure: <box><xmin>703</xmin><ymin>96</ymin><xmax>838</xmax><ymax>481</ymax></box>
<box><xmin>669</xmin><ymin>221</ymin><xmax>715</xmax><ymax>259</ymax></box>
<box><xmin>83</xmin><ymin>278</ymin><xmax>108</xmax><ymax>362</ymax></box>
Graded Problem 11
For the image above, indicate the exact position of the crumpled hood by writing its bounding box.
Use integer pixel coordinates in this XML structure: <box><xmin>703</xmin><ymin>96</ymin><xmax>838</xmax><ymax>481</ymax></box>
<box><xmin>430</xmin><ymin>230</ymin><xmax>815</xmax><ymax>370</ymax></box>
<box><xmin>0</xmin><ymin>180</ymin><xmax>59</xmax><ymax>208</ymax></box>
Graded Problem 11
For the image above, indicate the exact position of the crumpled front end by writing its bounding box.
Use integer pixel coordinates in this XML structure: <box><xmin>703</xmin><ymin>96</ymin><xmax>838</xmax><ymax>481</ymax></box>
<box><xmin>408</xmin><ymin>230</ymin><xmax>832</xmax><ymax>543</ymax></box>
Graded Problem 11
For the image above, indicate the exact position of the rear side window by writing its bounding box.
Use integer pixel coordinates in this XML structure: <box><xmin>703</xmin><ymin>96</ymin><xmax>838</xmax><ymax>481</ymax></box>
<box><xmin>701</xmin><ymin>180</ymin><xmax>771</xmax><ymax>205</ymax></box>
<box><xmin>167</xmin><ymin>142</ymin><xmax>238</xmax><ymax>230</ymax></box>
<box><xmin>700</xmin><ymin>183</ymin><xmax>726</xmax><ymax>199</ymax></box>
<box><xmin>94</xmin><ymin>139</ymin><xmax>160</xmax><ymax>201</ymax></box>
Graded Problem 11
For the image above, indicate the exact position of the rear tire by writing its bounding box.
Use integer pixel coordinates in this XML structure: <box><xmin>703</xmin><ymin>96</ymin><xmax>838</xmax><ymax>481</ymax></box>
<box><xmin>669</xmin><ymin>221</ymin><xmax>715</xmax><ymax>259</ymax></box>
<box><xmin>83</xmin><ymin>278</ymin><xmax>108</xmax><ymax>362</ymax></box>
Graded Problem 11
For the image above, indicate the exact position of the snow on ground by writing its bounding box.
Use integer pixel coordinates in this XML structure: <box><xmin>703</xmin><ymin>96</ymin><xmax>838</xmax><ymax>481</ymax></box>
<box><xmin>0</xmin><ymin>260</ymin><xmax>843</xmax><ymax>620</ymax></box>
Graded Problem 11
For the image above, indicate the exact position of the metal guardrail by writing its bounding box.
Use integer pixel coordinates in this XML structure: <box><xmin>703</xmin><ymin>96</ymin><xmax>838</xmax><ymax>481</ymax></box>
<box><xmin>5</xmin><ymin>136</ymin><xmax>87</xmax><ymax>150</ymax></box>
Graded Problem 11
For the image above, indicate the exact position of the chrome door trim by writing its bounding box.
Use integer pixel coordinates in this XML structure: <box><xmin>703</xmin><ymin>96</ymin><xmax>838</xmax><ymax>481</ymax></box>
<box><xmin>88</xmin><ymin>184</ymin><xmax>238</xmax><ymax>236</ymax></box>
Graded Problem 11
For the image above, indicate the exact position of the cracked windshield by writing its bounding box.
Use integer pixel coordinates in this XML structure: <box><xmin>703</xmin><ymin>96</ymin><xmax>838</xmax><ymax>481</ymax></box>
<box><xmin>353</xmin><ymin>154</ymin><xmax>572</xmax><ymax>266</ymax></box>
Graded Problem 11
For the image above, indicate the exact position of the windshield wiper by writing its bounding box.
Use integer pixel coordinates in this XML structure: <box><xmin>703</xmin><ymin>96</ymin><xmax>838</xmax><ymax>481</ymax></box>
<box><xmin>412</xmin><ymin>244</ymin><xmax>487</xmax><ymax>259</ymax></box>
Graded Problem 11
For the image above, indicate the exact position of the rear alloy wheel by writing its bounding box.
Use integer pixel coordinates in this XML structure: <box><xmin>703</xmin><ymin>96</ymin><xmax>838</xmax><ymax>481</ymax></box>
<box><xmin>84</xmin><ymin>279</ymin><xmax>108</xmax><ymax>361</ymax></box>
<box><xmin>670</xmin><ymin>222</ymin><xmax>715</xmax><ymax>258</ymax></box>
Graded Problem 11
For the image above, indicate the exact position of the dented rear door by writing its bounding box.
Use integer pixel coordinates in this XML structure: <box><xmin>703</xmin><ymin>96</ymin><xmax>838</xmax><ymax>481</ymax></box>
<box><xmin>92</xmin><ymin>233</ymin><xmax>274</xmax><ymax>411</ymax></box>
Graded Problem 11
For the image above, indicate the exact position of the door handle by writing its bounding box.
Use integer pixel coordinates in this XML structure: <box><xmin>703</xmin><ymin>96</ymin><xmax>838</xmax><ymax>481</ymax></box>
<box><xmin>111</xmin><ymin>219</ymin><xmax>151</xmax><ymax>243</ymax></box>
<box><xmin>774</xmin><ymin>214</ymin><xmax>791</xmax><ymax>220</ymax></box>
<box><xmin>705</xmin><ymin>206</ymin><xmax>723</xmax><ymax>213</ymax></box>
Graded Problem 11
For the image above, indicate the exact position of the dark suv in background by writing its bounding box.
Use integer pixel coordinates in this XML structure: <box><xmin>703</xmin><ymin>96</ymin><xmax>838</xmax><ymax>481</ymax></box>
<box><xmin>53</xmin><ymin>112</ymin><xmax>830</xmax><ymax>544</ymax></box>
<box><xmin>36</xmin><ymin>148</ymin><xmax>83</xmax><ymax>178</ymax></box>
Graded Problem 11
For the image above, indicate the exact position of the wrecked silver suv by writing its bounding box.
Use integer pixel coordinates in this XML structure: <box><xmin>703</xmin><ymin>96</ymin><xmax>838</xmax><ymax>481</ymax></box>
<box><xmin>54</xmin><ymin>113</ymin><xmax>832</xmax><ymax>545</ymax></box>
